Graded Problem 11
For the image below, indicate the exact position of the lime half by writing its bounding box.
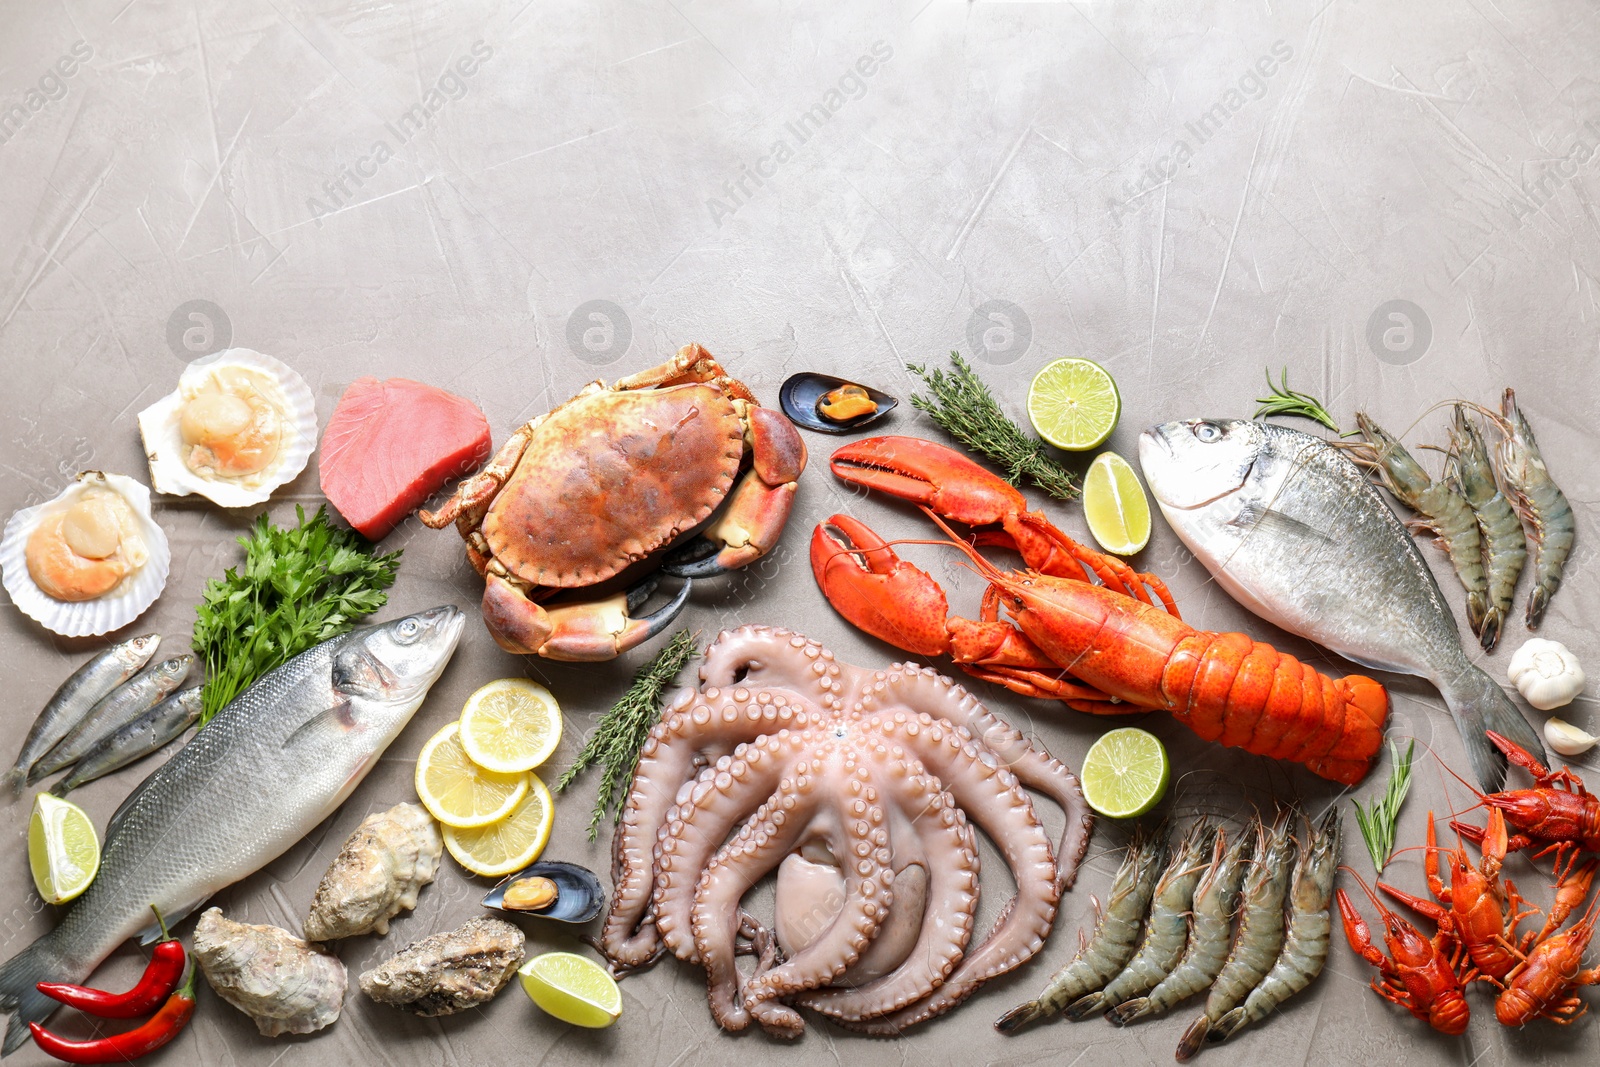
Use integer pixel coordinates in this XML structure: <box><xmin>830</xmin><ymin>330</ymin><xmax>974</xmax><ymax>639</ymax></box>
<box><xmin>1027</xmin><ymin>358</ymin><xmax>1120</xmax><ymax>451</ymax></box>
<box><xmin>1083</xmin><ymin>451</ymin><xmax>1152</xmax><ymax>555</ymax></box>
<box><xmin>520</xmin><ymin>951</ymin><xmax>622</xmax><ymax>1028</ymax></box>
<box><xmin>1081</xmin><ymin>727</ymin><xmax>1169</xmax><ymax>818</ymax></box>
<box><xmin>29</xmin><ymin>793</ymin><xmax>100</xmax><ymax>904</ymax></box>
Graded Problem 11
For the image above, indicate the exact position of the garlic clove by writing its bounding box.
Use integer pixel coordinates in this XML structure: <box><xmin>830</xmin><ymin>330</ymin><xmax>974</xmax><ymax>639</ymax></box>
<box><xmin>1543</xmin><ymin>717</ymin><xmax>1598</xmax><ymax>758</ymax></box>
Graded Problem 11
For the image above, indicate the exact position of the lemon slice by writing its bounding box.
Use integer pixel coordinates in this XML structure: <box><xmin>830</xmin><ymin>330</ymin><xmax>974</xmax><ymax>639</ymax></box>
<box><xmin>29</xmin><ymin>793</ymin><xmax>100</xmax><ymax>905</ymax></box>
<box><xmin>459</xmin><ymin>678</ymin><xmax>563</xmax><ymax>774</ymax></box>
<box><xmin>1027</xmin><ymin>358</ymin><xmax>1121</xmax><ymax>451</ymax></box>
<box><xmin>1083</xmin><ymin>451</ymin><xmax>1153</xmax><ymax>555</ymax></box>
<box><xmin>415</xmin><ymin>721</ymin><xmax>529</xmax><ymax>829</ymax></box>
<box><xmin>442</xmin><ymin>774</ymin><xmax>553</xmax><ymax>877</ymax></box>
<box><xmin>520</xmin><ymin>951</ymin><xmax>622</xmax><ymax>1028</ymax></box>
<box><xmin>1080</xmin><ymin>727</ymin><xmax>1169</xmax><ymax>819</ymax></box>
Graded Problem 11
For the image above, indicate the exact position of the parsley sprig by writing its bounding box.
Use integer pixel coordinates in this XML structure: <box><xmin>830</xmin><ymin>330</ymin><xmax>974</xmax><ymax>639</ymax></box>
<box><xmin>557</xmin><ymin>629</ymin><xmax>698</xmax><ymax>840</ymax></box>
<box><xmin>193</xmin><ymin>506</ymin><xmax>401</xmax><ymax>724</ymax></box>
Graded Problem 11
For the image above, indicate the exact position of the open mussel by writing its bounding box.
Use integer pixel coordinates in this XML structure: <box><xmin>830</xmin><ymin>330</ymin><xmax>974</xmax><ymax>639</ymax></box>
<box><xmin>779</xmin><ymin>373</ymin><xmax>897</xmax><ymax>434</ymax></box>
<box><xmin>482</xmin><ymin>861</ymin><xmax>604</xmax><ymax>924</ymax></box>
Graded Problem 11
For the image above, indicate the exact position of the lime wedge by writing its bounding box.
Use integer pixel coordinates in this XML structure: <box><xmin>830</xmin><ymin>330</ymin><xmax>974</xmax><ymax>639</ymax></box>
<box><xmin>1027</xmin><ymin>358</ymin><xmax>1120</xmax><ymax>451</ymax></box>
<box><xmin>1080</xmin><ymin>727</ymin><xmax>1169</xmax><ymax>818</ymax></box>
<box><xmin>1083</xmin><ymin>451</ymin><xmax>1152</xmax><ymax>555</ymax></box>
<box><xmin>29</xmin><ymin>793</ymin><xmax>100</xmax><ymax>904</ymax></box>
<box><xmin>520</xmin><ymin>951</ymin><xmax>622</xmax><ymax>1028</ymax></box>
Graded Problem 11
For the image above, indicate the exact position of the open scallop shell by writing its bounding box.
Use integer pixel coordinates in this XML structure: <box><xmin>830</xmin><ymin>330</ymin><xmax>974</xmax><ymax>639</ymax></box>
<box><xmin>137</xmin><ymin>349</ymin><xmax>317</xmax><ymax>508</ymax></box>
<box><xmin>0</xmin><ymin>472</ymin><xmax>170</xmax><ymax>637</ymax></box>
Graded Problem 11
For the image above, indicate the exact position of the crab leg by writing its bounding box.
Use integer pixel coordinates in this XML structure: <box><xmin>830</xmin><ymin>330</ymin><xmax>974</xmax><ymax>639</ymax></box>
<box><xmin>419</xmin><ymin>407</ymin><xmax>560</xmax><ymax>535</ymax></box>
<box><xmin>614</xmin><ymin>342</ymin><xmax>758</xmax><ymax>402</ymax></box>
<box><xmin>481</xmin><ymin>573</ymin><xmax>692</xmax><ymax>661</ymax></box>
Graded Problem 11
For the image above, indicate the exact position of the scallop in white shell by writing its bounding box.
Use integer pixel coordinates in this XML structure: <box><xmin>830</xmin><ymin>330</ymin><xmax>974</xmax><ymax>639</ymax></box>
<box><xmin>137</xmin><ymin>349</ymin><xmax>317</xmax><ymax>508</ymax></box>
<box><xmin>0</xmin><ymin>472</ymin><xmax>170</xmax><ymax>637</ymax></box>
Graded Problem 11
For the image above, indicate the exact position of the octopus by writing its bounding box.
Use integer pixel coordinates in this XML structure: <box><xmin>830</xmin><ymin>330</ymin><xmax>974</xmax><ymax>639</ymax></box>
<box><xmin>600</xmin><ymin>625</ymin><xmax>1093</xmax><ymax>1037</ymax></box>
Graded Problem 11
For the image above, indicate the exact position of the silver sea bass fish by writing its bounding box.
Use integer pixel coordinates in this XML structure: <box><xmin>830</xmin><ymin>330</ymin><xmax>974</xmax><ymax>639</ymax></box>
<box><xmin>1138</xmin><ymin>419</ymin><xmax>1543</xmax><ymax>790</ymax></box>
<box><xmin>0</xmin><ymin>606</ymin><xmax>465</xmax><ymax>1054</ymax></box>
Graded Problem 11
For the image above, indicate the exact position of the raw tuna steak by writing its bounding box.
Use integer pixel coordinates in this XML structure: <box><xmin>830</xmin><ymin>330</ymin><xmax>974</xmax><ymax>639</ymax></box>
<box><xmin>320</xmin><ymin>378</ymin><xmax>491</xmax><ymax>539</ymax></box>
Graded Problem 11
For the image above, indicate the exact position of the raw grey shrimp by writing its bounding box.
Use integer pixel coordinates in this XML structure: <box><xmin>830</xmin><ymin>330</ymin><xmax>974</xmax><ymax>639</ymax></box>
<box><xmin>1108</xmin><ymin>823</ymin><xmax>1253</xmax><ymax>1026</ymax></box>
<box><xmin>1493</xmin><ymin>388</ymin><xmax>1573</xmax><ymax>629</ymax></box>
<box><xmin>1448</xmin><ymin>405</ymin><xmax>1526</xmax><ymax>651</ymax></box>
<box><xmin>1064</xmin><ymin>820</ymin><xmax>1216</xmax><ymax>1020</ymax></box>
<box><xmin>1352</xmin><ymin>412</ymin><xmax>1486</xmax><ymax>633</ymax></box>
<box><xmin>1208</xmin><ymin>809</ymin><xmax>1343</xmax><ymax>1045</ymax></box>
<box><xmin>994</xmin><ymin>825</ymin><xmax>1168</xmax><ymax>1033</ymax></box>
<box><xmin>1174</xmin><ymin>809</ymin><xmax>1297</xmax><ymax>1061</ymax></box>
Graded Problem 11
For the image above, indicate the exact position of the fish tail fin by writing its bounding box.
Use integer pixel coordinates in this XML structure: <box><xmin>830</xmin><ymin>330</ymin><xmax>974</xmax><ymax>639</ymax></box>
<box><xmin>46</xmin><ymin>780</ymin><xmax>70</xmax><ymax>799</ymax></box>
<box><xmin>0</xmin><ymin>932</ymin><xmax>70</xmax><ymax>1056</ymax></box>
<box><xmin>0</xmin><ymin>769</ymin><xmax>23</xmax><ymax>800</ymax></box>
<box><xmin>1438</xmin><ymin>664</ymin><xmax>1545</xmax><ymax>792</ymax></box>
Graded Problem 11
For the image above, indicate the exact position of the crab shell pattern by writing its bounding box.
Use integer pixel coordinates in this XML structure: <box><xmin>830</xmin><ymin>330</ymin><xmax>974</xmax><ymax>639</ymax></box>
<box><xmin>421</xmin><ymin>345</ymin><xmax>807</xmax><ymax>660</ymax></box>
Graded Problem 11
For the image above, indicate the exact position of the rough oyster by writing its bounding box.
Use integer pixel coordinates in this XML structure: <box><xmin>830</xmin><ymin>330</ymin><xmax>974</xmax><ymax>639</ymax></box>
<box><xmin>304</xmin><ymin>801</ymin><xmax>442</xmax><ymax>941</ymax></box>
<box><xmin>359</xmin><ymin>916</ymin><xmax>524</xmax><ymax>1017</ymax></box>
<box><xmin>193</xmin><ymin>907</ymin><xmax>347</xmax><ymax>1037</ymax></box>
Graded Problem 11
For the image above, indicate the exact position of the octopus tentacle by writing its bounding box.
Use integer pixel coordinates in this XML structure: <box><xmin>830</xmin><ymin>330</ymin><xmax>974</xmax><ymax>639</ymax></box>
<box><xmin>868</xmin><ymin>663</ymin><xmax>1094</xmax><ymax>891</ymax></box>
<box><xmin>653</xmin><ymin>730</ymin><xmax>812</xmax><ymax>961</ymax></box>
<box><xmin>740</xmin><ymin>771</ymin><xmax>895</xmax><ymax>1034</ymax></box>
<box><xmin>796</xmin><ymin>767</ymin><xmax>980</xmax><ymax>1022</ymax></box>
<box><xmin>847</xmin><ymin>712</ymin><xmax>1060</xmax><ymax>1034</ymax></box>
<box><xmin>691</xmin><ymin>761</ymin><xmax>828</xmax><ymax>1033</ymax></box>
<box><xmin>698</xmin><ymin>626</ymin><xmax>849</xmax><ymax>708</ymax></box>
<box><xmin>602</xmin><ymin>686</ymin><xmax>819</xmax><ymax>966</ymax></box>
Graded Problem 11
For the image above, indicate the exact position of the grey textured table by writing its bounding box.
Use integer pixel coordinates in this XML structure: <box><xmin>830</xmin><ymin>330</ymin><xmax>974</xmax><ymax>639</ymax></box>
<box><xmin>2</xmin><ymin>1</ymin><xmax>1597</xmax><ymax>1064</ymax></box>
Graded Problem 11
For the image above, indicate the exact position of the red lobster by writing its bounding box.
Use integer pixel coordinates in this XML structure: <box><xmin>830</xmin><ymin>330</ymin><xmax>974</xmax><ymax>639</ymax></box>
<box><xmin>812</xmin><ymin>436</ymin><xmax>1389</xmax><ymax>785</ymax></box>
<box><xmin>1338</xmin><ymin>869</ymin><xmax>1473</xmax><ymax>1034</ymax></box>
<box><xmin>1451</xmin><ymin>730</ymin><xmax>1600</xmax><ymax>880</ymax></box>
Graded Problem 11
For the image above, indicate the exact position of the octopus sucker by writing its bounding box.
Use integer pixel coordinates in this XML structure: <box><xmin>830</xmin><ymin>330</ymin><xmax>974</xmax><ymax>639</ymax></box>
<box><xmin>601</xmin><ymin>626</ymin><xmax>1089</xmax><ymax>1035</ymax></box>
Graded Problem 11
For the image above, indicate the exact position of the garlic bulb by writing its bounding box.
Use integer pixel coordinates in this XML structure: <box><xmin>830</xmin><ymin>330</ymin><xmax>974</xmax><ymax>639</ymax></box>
<box><xmin>1507</xmin><ymin>638</ymin><xmax>1585</xmax><ymax>711</ymax></box>
<box><xmin>1544</xmin><ymin>718</ymin><xmax>1598</xmax><ymax>758</ymax></box>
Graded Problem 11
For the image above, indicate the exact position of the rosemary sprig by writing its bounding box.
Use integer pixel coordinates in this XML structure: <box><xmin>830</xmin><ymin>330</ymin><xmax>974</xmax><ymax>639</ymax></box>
<box><xmin>1352</xmin><ymin>738</ymin><xmax>1415</xmax><ymax>874</ymax></box>
<box><xmin>1254</xmin><ymin>366</ymin><xmax>1344</xmax><ymax>434</ymax></box>
<box><xmin>906</xmin><ymin>352</ymin><xmax>1080</xmax><ymax>502</ymax></box>
<box><xmin>557</xmin><ymin>629</ymin><xmax>699</xmax><ymax>840</ymax></box>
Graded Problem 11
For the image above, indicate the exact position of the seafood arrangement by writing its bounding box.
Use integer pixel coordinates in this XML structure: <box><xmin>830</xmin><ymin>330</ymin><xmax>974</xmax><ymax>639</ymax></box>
<box><xmin>601</xmin><ymin>625</ymin><xmax>1092</xmax><ymax>1035</ymax></box>
<box><xmin>0</xmin><ymin>337</ymin><xmax>1591</xmax><ymax>1066</ymax></box>
<box><xmin>813</xmin><ymin>436</ymin><xmax>1390</xmax><ymax>785</ymax></box>
<box><xmin>1139</xmin><ymin>417</ymin><xmax>1545</xmax><ymax>790</ymax></box>
<box><xmin>997</xmin><ymin>810</ymin><xmax>1341</xmax><ymax>1060</ymax></box>
<box><xmin>421</xmin><ymin>344</ymin><xmax>806</xmax><ymax>660</ymax></box>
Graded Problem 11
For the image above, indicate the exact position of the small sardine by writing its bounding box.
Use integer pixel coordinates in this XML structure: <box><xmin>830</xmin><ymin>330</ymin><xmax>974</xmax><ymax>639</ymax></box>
<box><xmin>49</xmin><ymin>687</ymin><xmax>203</xmax><ymax>797</ymax></box>
<box><xmin>3</xmin><ymin>635</ymin><xmax>161</xmax><ymax>797</ymax></box>
<box><xmin>30</xmin><ymin>655</ymin><xmax>194</xmax><ymax>783</ymax></box>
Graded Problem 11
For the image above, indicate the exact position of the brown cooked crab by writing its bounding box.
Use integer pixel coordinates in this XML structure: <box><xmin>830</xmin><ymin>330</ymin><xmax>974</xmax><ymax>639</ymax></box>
<box><xmin>420</xmin><ymin>345</ymin><xmax>806</xmax><ymax>660</ymax></box>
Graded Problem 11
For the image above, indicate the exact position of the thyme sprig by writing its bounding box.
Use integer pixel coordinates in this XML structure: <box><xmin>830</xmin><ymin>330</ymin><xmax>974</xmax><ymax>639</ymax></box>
<box><xmin>557</xmin><ymin>629</ymin><xmax>699</xmax><ymax>840</ymax></box>
<box><xmin>906</xmin><ymin>352</ymin><xmax>1080</xmax><ymax>501</ymax></box>
<box><xmin>1254</xmin><ymin>366</ymin><xmax>1345</xmax><ymax>434</ymax></box>
<box><xmin>1352</xmin><ymin>738</ymin><xmax>1415</xmax><ymax>874</ymax></box>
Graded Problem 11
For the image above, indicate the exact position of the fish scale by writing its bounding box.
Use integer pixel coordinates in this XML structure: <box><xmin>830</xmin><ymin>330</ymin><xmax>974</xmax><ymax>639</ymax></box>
<box><xmin>0</xmin><ymin>606</ymin><xmax>464</xmax><ymax>1054</ymax></box>
<box><xmin>1139</xmin><ymin>418</ymin><xmax>1546</xmax><ymax>790</ymax></box>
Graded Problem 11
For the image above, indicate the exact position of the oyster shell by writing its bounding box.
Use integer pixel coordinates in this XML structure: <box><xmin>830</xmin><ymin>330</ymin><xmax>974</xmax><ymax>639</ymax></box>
<box><xmin>359</xmin><ymin>916</ymin><xmax>524</xmax><ymax>1017</ymax></box>
<box><xmin>304</xmin><ymin>802</ymin><xmax>442</xmax><ymax>941</ymax></box>
<box><xmin>0</xmin><ymin>472</ymin><xmax>170</xmax><ymax>637</ymax></box>
<box><xmin>193</xmin><ymin>907</ymin><xmax>347</xmax><ymax>1037</ymax></box>
<box><xmin>137</xmin><ymin>349</ymin><xmax>317</xmax><ymax>508</ymax></box>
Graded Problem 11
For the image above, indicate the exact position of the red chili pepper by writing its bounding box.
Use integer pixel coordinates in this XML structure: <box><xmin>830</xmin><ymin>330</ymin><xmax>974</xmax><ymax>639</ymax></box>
<box><xmin>28</xmin><ymin>965</ymin><xmax>195</xmax><ymax>1064</ymax></box>
<box><xmin>36</xmin><ymin>939</ymin><xmax>186</xmax><ymax>1019</ymax></box>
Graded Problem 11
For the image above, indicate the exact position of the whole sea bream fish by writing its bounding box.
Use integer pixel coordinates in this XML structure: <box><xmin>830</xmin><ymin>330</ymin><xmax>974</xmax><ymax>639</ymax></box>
<box><xmin>0</xmin><ymin>606</ymin><xmax>464</xmax><ymax>1054</ymax></box>
<box><xmin>1138</xmin><ymin>419</ymin><xmax>1544</xmax><ymax>790</ymax></box>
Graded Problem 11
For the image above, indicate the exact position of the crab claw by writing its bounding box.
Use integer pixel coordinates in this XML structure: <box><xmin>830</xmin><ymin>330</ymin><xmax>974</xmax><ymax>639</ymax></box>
<box><xmin>483</xmin><ymin>573</ymin><xmax>692</xmax><ymax>661</ymax></box>
<box><xmin>810</xmin><ymin>514</ymin><xmax>952</xmax><ymax>658</ymax></box>
<box><xmin>829</xmin><ymin>436</ymin><xmax>1028</xmax><ymax>527</ymax></box>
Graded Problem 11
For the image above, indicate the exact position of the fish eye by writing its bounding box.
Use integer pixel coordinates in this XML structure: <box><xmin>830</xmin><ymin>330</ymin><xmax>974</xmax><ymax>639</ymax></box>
<box><xmin>1194</xmin><ymin>421</ymin><xmax>1223</xmax><ymax>443</ymax></box>
<box><xmin>398</xmin><ymin>618</ymin><xmax>420</xmax><ymax>641</ymax></box>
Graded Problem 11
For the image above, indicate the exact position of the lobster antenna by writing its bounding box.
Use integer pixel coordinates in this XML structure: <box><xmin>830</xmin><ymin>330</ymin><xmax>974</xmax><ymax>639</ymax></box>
<box><xmin>1336</xmin><ymin>863</ymin><xmax>1391</xmax><ymax>916</ymax></box>
<box><xmin>921</xmin><ymin>509</ymin><xmax>1008</xmax><ymax>582</ymax></box>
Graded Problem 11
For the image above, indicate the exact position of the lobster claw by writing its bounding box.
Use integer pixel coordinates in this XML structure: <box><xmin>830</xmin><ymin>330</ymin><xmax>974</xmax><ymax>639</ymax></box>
<box><xmin>810</xmin><ymin>514</ymin><xmax>952</xmax><ymax>658</ymax></box>
<box><xmin>829</xmin><ymin>436</ymin><xmax>1029</xmax><ymax>527</ymax></box>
